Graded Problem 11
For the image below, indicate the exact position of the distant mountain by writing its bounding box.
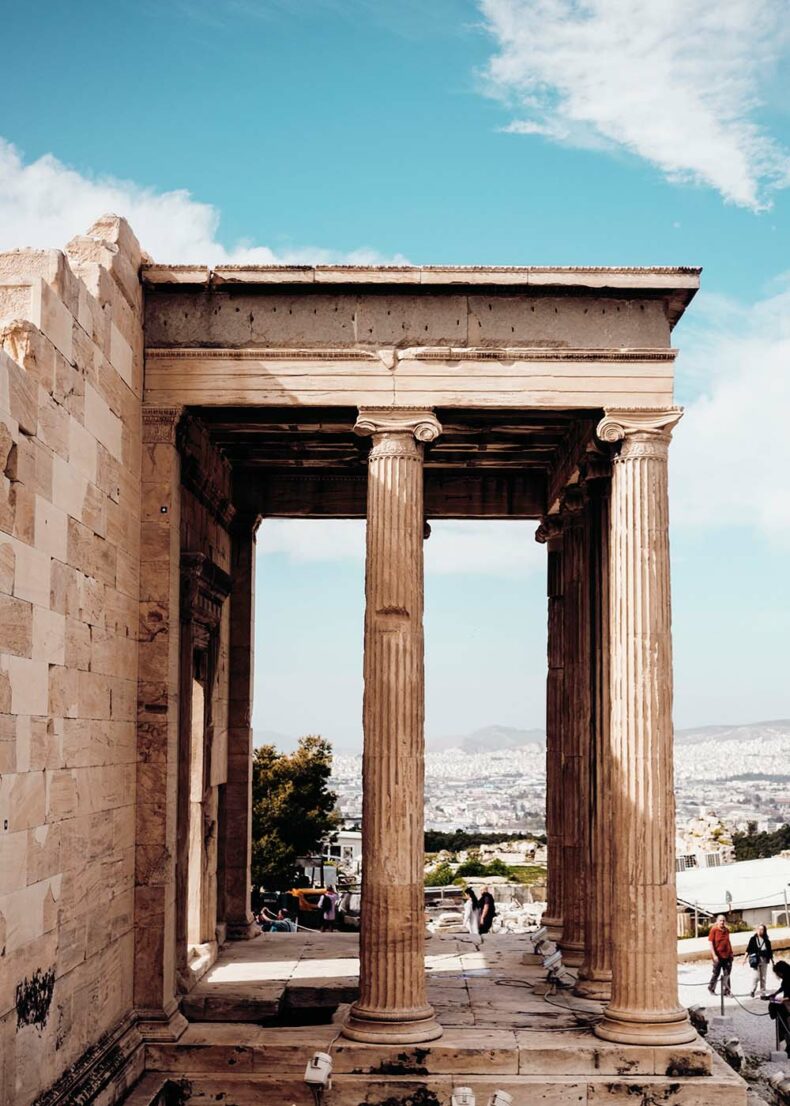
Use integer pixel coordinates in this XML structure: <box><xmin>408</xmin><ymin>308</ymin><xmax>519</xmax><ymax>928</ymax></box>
<box><xmin>429</xmin><ymin>724</ymin><xmax>546</xmax><ymax>754</ymax></box>
<box><xmin>674</xmin><ymin>720</ymin><xmax>790</xmax><ymax>746</ymax></box>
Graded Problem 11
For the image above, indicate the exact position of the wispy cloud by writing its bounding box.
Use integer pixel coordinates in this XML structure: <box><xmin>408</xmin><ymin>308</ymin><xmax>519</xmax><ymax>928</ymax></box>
<box><xmin>480</xmin><ymin>0</ymin><xmax>790</xmax><ymax>210</ymax></box>
<box><xmin>672</xmin><ymin>281</ymin><xmax>790</xmax><ymax>542</ymax></box>
<box><xmin>0</xmin><ymin>139</ymin><xmax>405</xmax><ymax>265</ymax></box>
<box><xmin>259</xmin><ymin>518</ymin><xmax>545</xmax><ymax>578</ymax></box>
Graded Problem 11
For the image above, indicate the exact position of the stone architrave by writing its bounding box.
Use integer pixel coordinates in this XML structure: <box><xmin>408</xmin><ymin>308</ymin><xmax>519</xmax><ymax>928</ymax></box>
<box><xmin>535</xmin><ymin>516</ymin><xmax>565</xmax><ymax>942</ymax></box>
<box><xmin>594</xmin><ymin>407</ymin><xmax>695</xmax><ymax>1045</ymax></box>
<box><xmin>556</xmin><ymin>486</ymin><xmax>590</xmax><ymax>969</ymax></box>
<box><xmin>574</xmin><ymin>454</ymin><xmax>613</xmax><ymax>1000</ymax></box>
<box><xmin>341</xmin><ymin>408</ymin><xmax>443</xmax><ymax>1045</ymax></box>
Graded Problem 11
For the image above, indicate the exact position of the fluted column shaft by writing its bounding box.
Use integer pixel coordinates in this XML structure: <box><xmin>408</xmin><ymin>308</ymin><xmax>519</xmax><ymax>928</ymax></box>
<box><xmin>575</xmin><ymin>467</ymin><xmax>613</xmax><ymax>999</ymax></box>
<box><xmin>342</xmin><ymin>409</ymin><xmax>442</xmax><ymax>1045</ymax></box>
<box><xmin>537</xmin><ymin>520</ymin><xmax>565</xmax><ymax>941</ymax></box>
<box><xmin>558</xmin><ymin>490</ymin><xmax>590</xmax><ymax>968</ymax></box>
<box><xmin>595</xmin><ymin>409</ymin><xmax>694</xmax><ymax>1045</ymax></box>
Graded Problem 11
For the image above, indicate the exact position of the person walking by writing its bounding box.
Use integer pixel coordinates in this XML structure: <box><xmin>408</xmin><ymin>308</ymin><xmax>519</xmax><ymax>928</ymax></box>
<box><xmin>478</xmin><ymin>885</ymin><xmax>497</xmax><ymax>936</ymax></box>
<box><xmin>743</xmin><ymin>924</ymin><xmax>773</xmax><ymax>998</ymax></box>
<box><xmin>463</xmin><ymin>886</ymin><xmax>480</xmax><ymax>939</ymax></box>
<box><xmin>318</xmin><ymin>885</ymin><xmax>339</xmax><ymax>933</ymax></box>
<box><xmin>707</xmin><ymin>914</ymin><xmax>733</xmax><ymax>997</ymax></box>
<box><xmin>767</xmin><ymin>961</ymin><xmax>790</xmax><ymax>1057</ymax></box>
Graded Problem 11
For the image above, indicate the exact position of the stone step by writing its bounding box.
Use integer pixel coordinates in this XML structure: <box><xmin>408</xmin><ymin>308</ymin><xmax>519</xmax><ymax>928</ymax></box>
<box><xmin>133</xmin><ymin>1052</ymin><xmax>747</xmax><ymax>1106</ymax></box>
<box><xmin>181</xmin><ymin>980</ymin><xmax>359</xmax><ymax>1022</ymax></box>
<box><xmin>146</xmin><ymin>1023</ymin><xmax>713</xmax><ymax>1079</ymax></box>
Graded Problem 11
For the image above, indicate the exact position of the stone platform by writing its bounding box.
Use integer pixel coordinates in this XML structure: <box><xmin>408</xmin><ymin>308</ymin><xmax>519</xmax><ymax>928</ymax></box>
<box><xmin>124</xmin><ymin>933</ymin><xmax>749</xmax><ymax>1105</ymax></box>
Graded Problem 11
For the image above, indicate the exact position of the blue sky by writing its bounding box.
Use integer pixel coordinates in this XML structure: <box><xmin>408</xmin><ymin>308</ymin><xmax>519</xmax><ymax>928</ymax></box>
<box><xmin>2</xmin><ymin>0</ymin><xmax>789</xmax><ymax>747</ymax></box>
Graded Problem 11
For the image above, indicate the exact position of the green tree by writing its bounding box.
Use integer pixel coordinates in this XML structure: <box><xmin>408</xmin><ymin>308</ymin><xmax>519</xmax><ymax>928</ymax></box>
<box><xmin>424</xmin><ymin>862</ymin><xmax>456</xmax><ymax>887</ymax></box>
<box><xmin>733</xmin><ymin>822</ymin><xmax>790</xmax><ymax>861</ymax></box>
<box><xmin>251</xmin><ymin>735</ymin><xmax>340</xmax><ymax>892</ymax></box>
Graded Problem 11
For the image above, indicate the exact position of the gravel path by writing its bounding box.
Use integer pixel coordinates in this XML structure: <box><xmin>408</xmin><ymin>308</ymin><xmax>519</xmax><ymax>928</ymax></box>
<box><xmin>679</xmin><ymin>957</ymin><xmax>790</xmax><ymax>1094</ymax></box>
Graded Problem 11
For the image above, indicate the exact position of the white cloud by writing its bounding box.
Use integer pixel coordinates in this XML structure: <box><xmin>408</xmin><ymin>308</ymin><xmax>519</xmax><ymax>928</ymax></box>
<box><xmin>259</xmin><ymin>518</ymin><xmax>544</xmax><ymax>578</ymax></box>
<box><xmin>0</xmin><ymin>138</ymin><xmax>406</xmax><ymax>264</ymax></box>
<box><xmin>671</xmin><ymin>283</ymin><xmax>790</xmax><ymax>542</ymax></box>
<box><xmin>480</xmin><ymin>0</ymin><xmax>790</xmax><ymax>210</ymax></box>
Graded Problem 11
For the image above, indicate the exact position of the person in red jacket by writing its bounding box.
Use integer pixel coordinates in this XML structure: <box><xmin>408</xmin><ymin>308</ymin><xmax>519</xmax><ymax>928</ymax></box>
<box><xmin>708</xmin><ymin>914</ymin><xmax>734</xmax><ymax>996</ymax></box>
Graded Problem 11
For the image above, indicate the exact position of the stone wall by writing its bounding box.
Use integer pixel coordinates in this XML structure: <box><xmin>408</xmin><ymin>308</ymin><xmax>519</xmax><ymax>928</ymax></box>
<box><xmin>0</xmin><ymin>217</ymin><xmax>144</xmax><ymax>1105</ymax></box>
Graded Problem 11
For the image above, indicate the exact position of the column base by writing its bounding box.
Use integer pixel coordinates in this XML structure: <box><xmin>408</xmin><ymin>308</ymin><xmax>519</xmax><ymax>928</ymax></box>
<box><xmin>595</xmin><ymin>1005</ymin><xmax>696</xmax><ymax>1046</ymax></box>
<box><xmin>341</xmin><ymin>1003</ymin><xmax>443</xmax><ymax>1044</ymax></box>
<box><xmin>226</xmin><ymin>917</ymin><xmax>259</xmax><ymax>940</ymax></box>
<box><xmin>572</xmin><ymin>970</ymin><xmax>612</xmax><ymax>1001</ymax></box>
<box><xmin>135</xmin><ymin>1002</ymin><xmax>189</xmax><ymax>1042</ymax></box>
<box><xmin>558</xmin><ymin>939</ymin><xmax>584</xmax><ymax>968</ymax></box>
<box><xmin>541</xmin><ymin>914</ymin><xmax>563</xmax><ymax>942</ymax></box>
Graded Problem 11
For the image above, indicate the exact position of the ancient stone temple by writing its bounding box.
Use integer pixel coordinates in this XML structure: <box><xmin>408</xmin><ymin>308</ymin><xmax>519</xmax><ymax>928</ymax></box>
<box><xmin>0</xmin><ymin>217</ymin><xmax>747</xmax><ymax>1104</ymax></box>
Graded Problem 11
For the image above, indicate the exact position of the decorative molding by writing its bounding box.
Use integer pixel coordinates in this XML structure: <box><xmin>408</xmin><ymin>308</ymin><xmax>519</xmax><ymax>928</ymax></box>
<box><xmin>31</xmin><ymin>1014</ymin><xmax>143</xmax><ymax>1106</ymax></box>
<box><xmin>180</xmin><ymin>553</ymin><xmax>232</xmax><ymax>631</ymax></box>
<box><xmin>177</xmin><ymin>415</ymin><xmax>235</xmax><ymax>528</ymax></box>
<box><xmin>535</xmin><ymin>516</ymin><xmax>564</xmax><ymax>545</ymax></box>
<box><xmin>142</xmin><ymin>406</ymin><xmax>183</xmax><ymax>444</ymax></box>
<box><xmin>597</xmin><ymin>406</ymin><xmax>683</xmax><ymax>444</ymax></box>
<box><xmin>146</xmin><ymin>345</ymin><xmax>676</xmax><ymax>365</ymax></box>
<box><xmin>409</xmin><ymin>347</ymin><xmax>676</xmax><ymax>363</ymax></box>
<box><xmin>354</xmin><ymin>407</ymin><xmax>442</xmax><ymax>443</ymax></box>
<box><xmin>147</xmin><ymin>347</ymin><xmax>375</xmax><ymax>361</ymax></box>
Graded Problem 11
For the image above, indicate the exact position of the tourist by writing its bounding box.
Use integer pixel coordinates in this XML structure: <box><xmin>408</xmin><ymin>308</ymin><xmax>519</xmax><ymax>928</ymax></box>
<box><xmin>743</xmin><ymin>924</ymin><xmax>773</xmax><ymax>998</ymax></box>
<box><xmin>463</xmin><ymin>887</ymin><xmax>480</xmax><ymax>938</ymax></box>
<box><xmin>707</xmin><ymin>914</ymin><xmax>733</xmax><ymax>997</ymax></box>
<box><xmin>318</xmin><ymin>885</ymin><xmax>340</xmax><ymax>932</ymax></box>
<box><xmin>767</xmin><ymin>961</ymin><xmax>790</xmax><ymax>1056</ymax></box>
<box><xmin>270</xmin><ymin>909</ymin><xmax>296</xmax><ymax>933</ymax></box>
<box><xmin>478</xmin><ymin>886</ymin><xmax>497</xmax><ymax>936</ymax></box>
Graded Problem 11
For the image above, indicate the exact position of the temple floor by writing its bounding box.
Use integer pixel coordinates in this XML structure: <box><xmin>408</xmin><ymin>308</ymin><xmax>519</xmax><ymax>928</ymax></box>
<box><xmin>122</xmin><ymin>932</ymin><xmax>750</xmax><ymax>1105</ymax></box>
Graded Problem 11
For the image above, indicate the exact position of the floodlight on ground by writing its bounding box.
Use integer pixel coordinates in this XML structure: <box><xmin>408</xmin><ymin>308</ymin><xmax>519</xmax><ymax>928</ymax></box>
<box><xmin>304</xmin><ymin>1052</ymin><xmax>332</xmax><ymax>1088</ymax></box>
<box><xmin>451</xmin><ymin>1088</ymin><xmax>476</xmax><ymax>1106</ymax></box>
<box><xmin>488</xmin><ymin>1092</ymin><xmax>514</xmax><ymax>1106</ymax></box>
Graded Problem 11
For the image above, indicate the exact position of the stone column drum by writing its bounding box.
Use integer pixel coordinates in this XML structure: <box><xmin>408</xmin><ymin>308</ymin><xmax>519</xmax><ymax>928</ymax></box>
<box><xmin>557</xmin><ymin>488</ymin><xmax>590</xmax><ymax>968</ymax></box>
<box><xmin>594</xmin><ymin>408</ymin><xmax>695</xmax><ymax>1045</ymax></box>
<box><xmin>536</xmin><ymin>517</ymin><xmax>565</xmax><ymax>942</ymax></box>
<box><xmin>342</xmin><ymin>408</ymin><xmax>443</xmax><ymax>1045</ymax></box>
<box><xmin>574</xmin><ymin>458</ymin><xmax>613</xmax><ymax>1000</ymax></box>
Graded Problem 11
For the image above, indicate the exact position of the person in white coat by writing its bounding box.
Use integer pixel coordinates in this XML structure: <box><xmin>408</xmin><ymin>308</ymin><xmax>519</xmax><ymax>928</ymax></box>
<box><xmin>463</xmin><ymin>886</ymin><xmax>480</xmax><ymax>938</ymax></box>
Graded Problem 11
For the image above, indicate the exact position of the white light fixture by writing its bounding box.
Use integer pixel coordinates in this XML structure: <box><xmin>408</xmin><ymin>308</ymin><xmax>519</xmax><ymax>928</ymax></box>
<box><xmin>489</xmin><ymin>1092</ymin><xmax>514</xmax><ymax>1106</ymax></box>
<box><xmin>452</xmin><ymin>1089</ymin><xmax>476</xmax><ymax>1106</ymax></box>
<box><xmin>304</xmin><ymin>1052</ymin><xmax>332</xmax><ymax>1089</ymax></box>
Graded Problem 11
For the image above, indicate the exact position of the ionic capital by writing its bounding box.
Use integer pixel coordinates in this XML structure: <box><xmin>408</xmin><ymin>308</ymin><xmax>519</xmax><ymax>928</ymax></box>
<box><xmin>535</xmin><ymin>514</ymin><xmax>564</xmax><ymax>545</ymax></box>
<box><xmin>597</xmin><ymin>407</ymin><xmax>683</xmax><ymax>460</ymax></box>
<box><xmin>142</xmin><ymin>405</ymin><xmax>184</xmax><ymax>444</ymax></box>
<box><xmin>354</xmin><ymin>407</ymin><xmax>442</xmax><ymax>444</ymax></box>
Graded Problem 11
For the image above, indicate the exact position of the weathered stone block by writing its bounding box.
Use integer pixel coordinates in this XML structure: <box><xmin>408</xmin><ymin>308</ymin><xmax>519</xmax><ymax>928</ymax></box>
<box><xmin>0</xmin><ymin>591</ymin><xmax>33</xmax><ymax>656</ymax></box>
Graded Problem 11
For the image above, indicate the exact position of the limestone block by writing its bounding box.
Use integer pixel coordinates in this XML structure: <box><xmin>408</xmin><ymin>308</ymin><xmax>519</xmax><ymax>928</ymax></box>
<box><xmin>84</xmin><ymin>381</ymin><xmax>122</xmax><ymax>459</ymax></box>
<box><xmin>30</xmin><ymin>278</ymin><xmax>73</xmax><ymax>362</ymax></box>
<box><xmin>49</xmin><ymin>664</ymin><xmax>79</xmax><ymax>718</ymax></box>
<box><xmin>52</xmin><ymin>454</ymin><xmax>89</xmax><ymax>520</ymax></box>
<box><xmin>0</xmin><ymin>769</ymin><xmax>45</xmax><ymax>831</ymax></box>
<box><xmin>0</xmin><ymin>712</ymin><xmax>14</xmax><ymax>770</ymax></box>
<box><xmin>109</xmin><ymin>677</ymin><xmax>136</xmax><ymax>722</ymax></box>
<box><xmin>68</xmin><ymin>418</ymin><xmax>98</xmax><ymax>482</ymax></box>
<box><xmin>0</xmin><ymin>829</ymin><xmax>27</xmax><ymax>894</ymax></box>
<box><xmin>57</xmin><ymin>913</ymin><xmax>88</xmax><ymax>976</ymax></box>
<box><xmin>82</xmin><ymin>479</ymin><xmax>107</xmax><ymax>537</ymax></box>
<box><xmin>0</xmin><ymin>320</ymin><xmax>57</xmax><ymax>393</ymax></box>
<box><xmin>50</xmin><ymin>558</ymin><xmax>80</xmax><ymax>617</ymax></box>
<box><xmin>37</xmin><ymin>395</ymin><xmax>70</xmax><ymax>460</ymax></box>
<box><xmin>2</xmin><ymin>347</ymin><xmax>38</xmax><ymax>435</ymax></box>
<box><xmin>16</xmin><ymin>434</ymin><xmax>53</xmax><ymax>500</ymax></box>
<box><xmin>64</xmin><ymin>617</ymin><xmax>91</xmax><ymax>670</ymax></box>
<box><xmin>80</xmin><ymin>573</ymin><xmax>106</xmax><ymax>626</ymax></box>
<box><xmin>0</xmin><ymin>873</ymin><xmax>61</xmax><ymax>954</ymax></box>
<box><xmin>31</xmin><ymin>604</ymin><xmax>65</xmax><ymax>664</ymax></box>
<box><xmin>109</xmin><ymin>322</ymin><xmax>134</xmax><ymax>388</ymax></box>
<box><xmin>26</xmin><ymin>822</ymin><xmax>62</xmax><ymax>885</ymax></box>
<box><xmin>46</xmin><ymin>769</ymin><xmax>78</xmax><ymax>821</ymax></box>
<box><xmin>0</xmin><ymin>591</ymin><xmax>33</xmax><ymax>656</ymax></box>
<box><xmin>11</xmin><ymin>537</ymin><xmax>51</xmax><ymax>608</ymax></box>
<box><xmin>77</xmin><ymin>670</ymin><xmax>112</xmax><ymax>719</ymax></box>
<box><xmin>5</xmin><ymin>655</ymin><xmax>49</xmax><ymax>715</ymax></box>
<box><xmin>71</xmin><ymin>317</ymin><xmax>99</xmax><ymax>384</ymax></box>
<box><xmin>34</xmin><ymin>495</ymin><xmax>68</xmax><ymax>559</ymax></box>
<box><xmin>27</xmin><ymin>715</ymin><xmax>62</xmax><ymax>772</ymax></box>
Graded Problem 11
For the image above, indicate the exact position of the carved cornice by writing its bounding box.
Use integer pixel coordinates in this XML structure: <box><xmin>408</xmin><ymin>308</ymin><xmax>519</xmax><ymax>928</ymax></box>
<box><xmin>177</xmin><ymin>415</ymin><xmax>236</xmax><ymax>528</ymax></box>
<box><xmin>354</xmin><ymin>407</ymin><xmax>442</xmax><ymax>443</ymax></box>
<box><xmin>142</xmin><ymin>406</ymin><xmax>183</xmax><ymax>444</ymax></box>
<box><xmin>147</xmin><ymin>345</ymin><xmax>676</xmax><ymax>365</ymax></box>
<box><xmin>180</xmin><ymin>553</ymin><xmax>232</xmax><ymax>630</ymax></box>
<box><xmin>597</xmin><ymin>407</ymin><xmax>683</xmax><ymax>444</ymax></box>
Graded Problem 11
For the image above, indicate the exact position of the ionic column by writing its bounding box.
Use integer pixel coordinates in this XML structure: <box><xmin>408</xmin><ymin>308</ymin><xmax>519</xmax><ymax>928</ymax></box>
<box><xmin>574</xmin><ymin>457</ymin><xmax>613</xmax><ymax>1000</ymax></box>
<box><xmin>342</xmin><ymin>408</ymin><xmax>443</xmax><ymax>1045</ymax></box>
<box><xmin>594</xmin><ymin>408</ymin><xmax>695</xmax><ymax>1045</ymax></box>
<box><xmin>558</xmin><ymin>487</ymin><xmax>590</xmax><ymax>968</ymax></box>
<box><xmin>535</xmin><ymin>517</ymin><xmax>565</xmax><ymax>942</ymax></box>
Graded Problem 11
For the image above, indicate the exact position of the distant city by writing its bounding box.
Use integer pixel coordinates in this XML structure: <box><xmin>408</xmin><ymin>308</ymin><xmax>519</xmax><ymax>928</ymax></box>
<box><xmin>256</xmin><ymin>720</ymin><xmax>790</xmax><ymax>839</ymax></box>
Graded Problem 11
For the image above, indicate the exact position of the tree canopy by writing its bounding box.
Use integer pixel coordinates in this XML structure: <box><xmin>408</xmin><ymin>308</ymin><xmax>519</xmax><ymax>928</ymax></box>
<box><xmin>251</xmin><ymin>735</ymin><xmax>340</xmax><ymax>892</ymax></box>
<box><xmin>733</xmin><ymin>822</ymin><xmax>790</xmax><ymax>861</ymax></box>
